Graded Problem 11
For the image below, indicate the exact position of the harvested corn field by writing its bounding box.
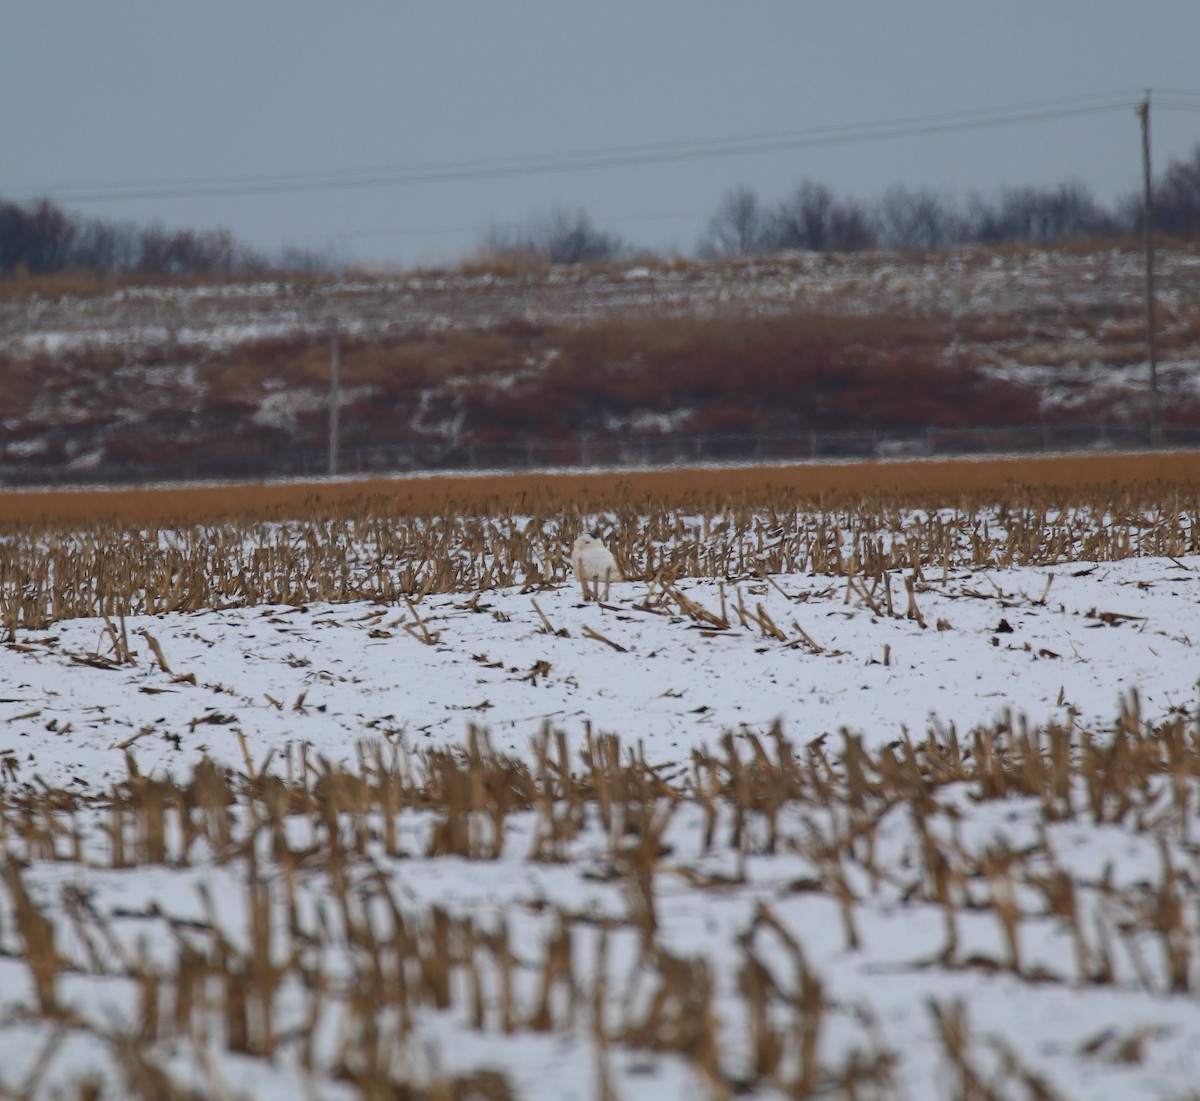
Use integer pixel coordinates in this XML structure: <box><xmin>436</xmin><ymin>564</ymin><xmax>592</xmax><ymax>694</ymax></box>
<box><xmin>2</xmin><ymin>714</ymin><xmax>1200</xmax><ymax>1101</ymax></box>
<box><xmin>1</xmin><ymin>468</ymin><xmax>1199</xmax><ymax>1098</ymax></box>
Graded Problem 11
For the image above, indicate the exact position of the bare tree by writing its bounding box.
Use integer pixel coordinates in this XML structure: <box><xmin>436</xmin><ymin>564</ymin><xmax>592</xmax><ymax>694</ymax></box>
<box><xmin>137</xmin><ymin>224</ymin><xmax>238</xmax><ymax>275</ymax></box>
<box><xmin>825</xmin><ymin>196</ymin><xmax>875</xmax><ymax>251</ymax></box>
<box><xmin>486</xmin><ymin>207</ymin><xmax>623</xmax><ymax>265</ymax></box>
<box><xmin>698</xmin><ymin>186</ymin><xmax>766</xmax><ymax>257</ymax></box>
<box><xmin>762</xmin><ymin>182</ymin><xmax>875</xmax><ymax>252</ymax></box>
<box><xmin>1153</xmin><ymin>144</ymin><xmax>1200</xmax><ymax>238</ymax></box>
<box><xmin>25</xmin><ymin>200</ymin><xmax>77</xmax><ymax>272</ymax></box>
<box><xmin>541</xmin><ymin>208</ymin><xmax>623</xmax><ymax>263</ymax></box>
<box><xmin>0</xmin><ymin>199</ymin><xmax>77</xmax><ymax>274</ymax></box>
<box><xmin>875</xmin><ymin>186</ymin><xmax>963</xmax><ymax>251</ymax></box>
<box><xmin>0</xmin><ymin>201</ymin><xmax>30</xmax><ymax>273</ymax></box>
<box><xmin>69</xmin><ymin>217</ymin><xmax>143</xmax><ymax>272</ymax></box>
<box><xmin>967</xmin><ymin>182</ymin><xmax>1114</xmax><ymax>245</ymax></box>
<box><xmin>765</xmin><ymin>181</ymin><xmax>836</xmax><ymax>251</ymax></box>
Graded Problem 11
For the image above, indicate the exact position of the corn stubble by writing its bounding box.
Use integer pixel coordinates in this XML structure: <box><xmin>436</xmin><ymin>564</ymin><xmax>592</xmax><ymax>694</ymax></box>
<box><xmin>0</xmin><ymin>702</ymin><xmax>1196</xmax><ymax>1099</ymax></box>
<box><xmin>1</xmin><ymin>479</ymin><xmax>1199</xmax><ymax>1096</ymax></box>
<box><xmin>2</xmin><ymin>482</ymin><xmax>1197</xmax><ymax>633</ymax></box>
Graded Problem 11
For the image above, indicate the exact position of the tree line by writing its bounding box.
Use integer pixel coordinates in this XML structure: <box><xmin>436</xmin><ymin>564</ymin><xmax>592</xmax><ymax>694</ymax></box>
<box><xmin>699</xmin><ymin>143</ymin><xmax>1200</xmax><ymax>256</ymax></box>
<box><xmin>0</xmin><ymin>199</ymin><xmax>258</xmax><ymax>277</ymax></box>
<box><xmin>0</xmin><ymin>199</ymin><xmax>338</xmax><ymax>279</ymax></box>
<box><xmin>4</xmin><ymin>142</ymin><xmax>1200</xmax><ymax>277</ymax></box>
<box><xmin>488</xmin><ymin>143</ymin><xmax>1200</xmax><ymax>262</ymax></box>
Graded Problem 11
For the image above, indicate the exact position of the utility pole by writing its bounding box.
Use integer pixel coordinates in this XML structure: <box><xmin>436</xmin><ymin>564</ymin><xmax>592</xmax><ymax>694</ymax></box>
<box><xmin>328</xmin><ymin>315</ymin><xmax>340</xmax><ymax>476</ymax></box>
<box><xmin>1138</xmin><ymin>92</ymin><xmax>1161</xmax><ymax>446</ymax></box>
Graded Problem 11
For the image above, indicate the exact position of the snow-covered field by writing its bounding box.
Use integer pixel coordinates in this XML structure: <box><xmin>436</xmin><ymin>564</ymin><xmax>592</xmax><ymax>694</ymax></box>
<box><xmin>1</xmin><ymin>538</ymin><xmax>1199</xmax><ymax>1099</ymax></box>
<box><xmin>1</xmin><ymin>555</ymin><xmax>1196</xmax><ymax>791</ymax></box>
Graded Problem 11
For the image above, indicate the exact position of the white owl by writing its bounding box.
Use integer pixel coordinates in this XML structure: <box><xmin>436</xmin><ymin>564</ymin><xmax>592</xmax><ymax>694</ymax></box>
<box><xmin>571</xmin><ymin>532</ymin><xmax>621</xmax><ymax>601</ymax></box>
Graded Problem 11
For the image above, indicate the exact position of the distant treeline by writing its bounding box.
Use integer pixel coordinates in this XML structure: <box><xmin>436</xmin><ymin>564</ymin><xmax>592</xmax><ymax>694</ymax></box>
<box><xmin>488</xmin><ymin>144</ymin><xmax>1200</xmax><ymax>263</ymax></box>
<box><xmin>4</xmin><ymin>142</ymin><xmax>1200</xmax><ymax>277</ymax></box>
<box><xmin>696</xmin><ymin>143</ymin><xmax>1200</xmax><ymax>257</ymax></box>
<box><xmin>0</xmin><ymin>199</ymin><xmax>331</xmax><ymax>279</ymax></box>
<box><xmin>699</xmin><ymin>142</ymin><xmax>1200</xmax><ymax>255</ymax></box>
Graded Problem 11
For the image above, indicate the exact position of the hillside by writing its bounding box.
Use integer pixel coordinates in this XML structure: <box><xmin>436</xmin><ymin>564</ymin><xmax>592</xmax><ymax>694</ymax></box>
<box><xmin>2</xmin><ymin>245</ymin><xmax>1199</xmax><ymax>485</ymax></box>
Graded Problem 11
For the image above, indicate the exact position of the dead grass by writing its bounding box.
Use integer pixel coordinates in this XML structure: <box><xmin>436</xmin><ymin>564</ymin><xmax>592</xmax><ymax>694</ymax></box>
<box><xmin>2</xmin><ymin>450</ymin><xmax>1200</xmax><ymax>528</ymax></box>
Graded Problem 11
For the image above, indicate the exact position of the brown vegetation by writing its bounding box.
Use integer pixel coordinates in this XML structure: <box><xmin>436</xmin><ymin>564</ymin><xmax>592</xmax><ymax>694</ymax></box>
<box><xmin>0</xmin><ymin>310</ymin><xmax>1045</xmax><ymax>471</ymax></box>
<box><xmin>451</xmin><ymin>314</ymin><xmax>1041</xmax><ymax>440</ymax></box>
<box><xmin>3</xmin><ymin>449</ymin><xmax>1200</xmax><ymax>528</ymax></box>
<box><xmin>5</xmin><ymin>244</ymin><xmax>1200</xmax><ymax>486</ymax></box>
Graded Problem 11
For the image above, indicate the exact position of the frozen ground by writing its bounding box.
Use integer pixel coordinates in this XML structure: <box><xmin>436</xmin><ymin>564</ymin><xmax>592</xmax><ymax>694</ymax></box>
<box><xmin>0</xmin><ymin>554</ymin><xmax>1198</xmax><ymax>1099</ymax></box>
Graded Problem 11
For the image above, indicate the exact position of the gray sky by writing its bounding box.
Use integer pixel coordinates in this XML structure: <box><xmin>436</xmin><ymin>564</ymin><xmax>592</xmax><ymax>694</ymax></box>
<box><xmin>4</xmin><ymin>2</ymin><xmax>1200</xmax><ymax>267</ymax></box>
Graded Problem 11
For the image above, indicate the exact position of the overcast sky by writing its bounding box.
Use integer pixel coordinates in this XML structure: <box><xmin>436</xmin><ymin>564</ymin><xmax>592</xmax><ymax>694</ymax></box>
<box><xmin>4</xmin><ymin>2</ymin><xmax>1200</xmax><ymax>267</ymax></box>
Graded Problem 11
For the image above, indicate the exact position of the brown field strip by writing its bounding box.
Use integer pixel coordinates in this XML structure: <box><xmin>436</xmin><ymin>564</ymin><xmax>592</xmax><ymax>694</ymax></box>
<box><xmin>3</xmin><ymin>449</ymin><xmax>1200</xmax><ymax>526</ymax></box>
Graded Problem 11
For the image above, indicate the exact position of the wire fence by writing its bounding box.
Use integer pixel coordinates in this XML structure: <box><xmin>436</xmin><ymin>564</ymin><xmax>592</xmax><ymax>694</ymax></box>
<box><xmin>4</xmin><ymin>423</ymin><xmax>1199</xmax><ymax>490</ymax></box>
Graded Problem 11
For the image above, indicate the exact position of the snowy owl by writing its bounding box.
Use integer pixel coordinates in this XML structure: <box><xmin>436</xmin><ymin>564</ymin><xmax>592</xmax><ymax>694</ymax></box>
<box><xmin>571</xmin><ymin>532</ymin><xmax>621</xmax><ymax>601</ymax></box>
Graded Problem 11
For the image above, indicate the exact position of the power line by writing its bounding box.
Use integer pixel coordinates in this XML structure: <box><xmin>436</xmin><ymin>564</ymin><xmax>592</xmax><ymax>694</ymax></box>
<box><xmin>10</xmin><ymin>93</ymin><xmax>1144</xmax><ymax>205</ymax></box>
<box><xmin>17</xmin><ymin>88</ymin><xmax>1145</xmax><ymax>196</ymax></box>
<box><xmin>248</xmin><ymin>169</ymin><xmax>1157</xmax><ymax>248</ymax></box>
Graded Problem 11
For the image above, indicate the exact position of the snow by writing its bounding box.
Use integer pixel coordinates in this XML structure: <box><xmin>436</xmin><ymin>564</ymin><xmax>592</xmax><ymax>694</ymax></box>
<box><xmin>251</xmin><ymin>383</ymin><xmax>376</xmax><ymax>430</ymax></box>
<box><xmin>1</xmin><ymin>555</ymin><xmax>1195</xmax><ymax>792</ymax></box>
<box><xmin>0</xmin><ymin>549</ymin><xmax>1198</xmax><ymax>1098</ymax></box>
